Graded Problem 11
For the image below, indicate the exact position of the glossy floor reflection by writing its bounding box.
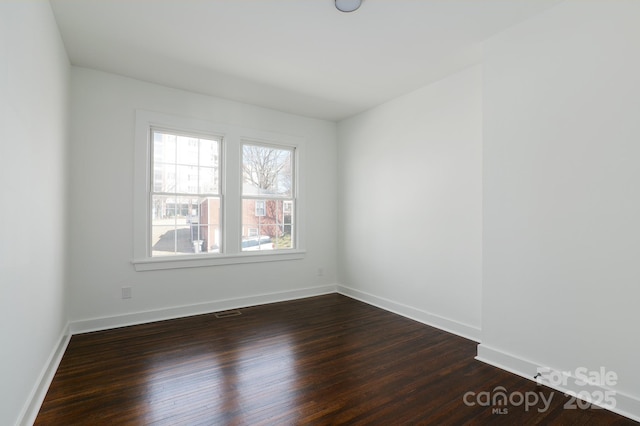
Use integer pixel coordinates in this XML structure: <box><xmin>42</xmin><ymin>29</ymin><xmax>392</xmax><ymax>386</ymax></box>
<box><xmin>35</xmin><ymin>294</ymin><xmax>636</xmax><ymax>425</ymax></box>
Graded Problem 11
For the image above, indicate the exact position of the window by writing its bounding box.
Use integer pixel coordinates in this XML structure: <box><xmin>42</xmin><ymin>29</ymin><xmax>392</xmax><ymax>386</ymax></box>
<box><xmin>133</xmin><ymin>111</ymin><xmax>305</xmax><ymax>270</ymax></box>
<box><xmin>242</xmin><ymin>143</ymin><xmax>295</xmax><ymax>251</ymax></box>
<box><xmin>255</xmin><ymin>200</ymin><xmax>266</xmax><ymax>217</ymax></box>
<box><xmin>150</xmin><ymin>129</ymin><xmax>221</xmax><ymax>257</ymax></box>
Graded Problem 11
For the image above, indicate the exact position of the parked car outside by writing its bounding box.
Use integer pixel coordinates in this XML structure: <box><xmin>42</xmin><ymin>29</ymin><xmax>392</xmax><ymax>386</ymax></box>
<box><xmin>241</xmin><ymin>236</ymin><xmax>274</xmax><ymax>251</ymax></box>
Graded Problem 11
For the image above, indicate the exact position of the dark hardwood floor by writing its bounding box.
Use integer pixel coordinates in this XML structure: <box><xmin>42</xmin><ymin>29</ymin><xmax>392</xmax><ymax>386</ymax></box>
<box><xmin>36</xmin><ymin>294</ymin><xmax>636</xmax><ymax>425</ymax></box>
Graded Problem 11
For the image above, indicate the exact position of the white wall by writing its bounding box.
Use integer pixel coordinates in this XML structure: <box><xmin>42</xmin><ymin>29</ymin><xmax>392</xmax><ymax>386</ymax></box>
<box><xmin>481</xmin><ymin>0</ymin><xmax>640</xmax><ymax>418</ymax></box>
<box><xmin>67</xmin><ymin>68</ymin><xmax>337</xmax><ymax>326</ymax></box>
<box><xmin>337</xmin><ymin>66</ymin><xmax>483</xmax><ymax>340</ymax></box>
<box><xmin>0</xmin><ymin>2</ymin><xmax>70</xmax><ymax>425</ymax></box>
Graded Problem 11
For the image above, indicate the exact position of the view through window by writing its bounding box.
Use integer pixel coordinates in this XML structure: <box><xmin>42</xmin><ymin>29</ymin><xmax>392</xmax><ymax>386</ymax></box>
<box><xmin>241</xmin><ymin>143</ymin><xmax>295</xmax><ymax>251</ymax></box>
<box><xmin>151</xmin><ymin>129</ymin><xmax>221</xmax><ymax>256</ymax></box>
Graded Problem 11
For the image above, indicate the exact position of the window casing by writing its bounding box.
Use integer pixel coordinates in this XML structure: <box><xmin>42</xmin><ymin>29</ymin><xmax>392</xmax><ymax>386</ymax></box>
<box><xmin>133</xmin><ymin>110</ymin><xmax>305</xmax><ymax>271</ymax></box>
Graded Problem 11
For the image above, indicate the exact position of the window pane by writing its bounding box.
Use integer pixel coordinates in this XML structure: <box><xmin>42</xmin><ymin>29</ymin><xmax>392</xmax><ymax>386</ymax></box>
<box><xmin>242</xmin><ymin>199</ymin><xmax>260</xmax><ymax>237</ymax></box>
<box><xmin>153</xmin><ymin>131</ymin><xmax>220</xmax><ymax>196</ymax></box>
<box><xmin>151</xmin><ymin>226</ymin><xmax>177</xmax><ymax>257</ymax></box>
<box><xmin>242</xmin><ymin>144</ymin><xmax>292</xmax><ymax>197</ymax></box>
<box><xmin>152</xmin><ymin>163</ymin><xmax>176</xmax><ymax>193</ymax></box>
<box><xmin>241</xmin><ymin>199</ymin><xmax>294</xmax><ymax>251</ymax></box>
<box><xmin>199</xmin><ymin>167</ymin><xmax>218</xmax><ymax>194</ymax></box>
<box><xmin>176</xmin><ymin>165</ymin><xmax>198</xmax><ymax>194</ymax></box>
<box><xmin>197</xmin><ymin>198</ymin><xmax>221</xmax><ymax>253</ymax></box>
<box><xmin>176</xmin><ymin>135</ymin><xmax>199</xmax><ymax>165</ymax></box>
<box><xmin>199</xmin><ymin>138</ymin><xmax>218</xmax><ymax>168</ymax></box>
<box><xmin>151</xmin><ymin>195</ymin><xmax>221</xmax><ymax>256</ymax></box>
<box><xmin>151</xmin><ymin>222</ymin><xmax>191</xmax><ymax>256</ymax></box>
<box><xmin>153</xmin><ymin>132</ymin><xmax>176</xmax><ymax>164</ymax></box>
<box><xmin>152</xmin><ymin>195</ymin><xmax>173</xmax><ymax>221</ymax></box>
<box><xmin>150</xmin><ymin>128</ymin><xmax>223</xmax><ymax>257</ymax></box>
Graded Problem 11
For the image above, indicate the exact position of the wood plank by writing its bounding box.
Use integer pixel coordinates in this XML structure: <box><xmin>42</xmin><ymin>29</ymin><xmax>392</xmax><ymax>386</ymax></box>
<box><xmin>35</xmin><ymin>294</ymin><xmax>636</xmax><ymax>425</ymax></box>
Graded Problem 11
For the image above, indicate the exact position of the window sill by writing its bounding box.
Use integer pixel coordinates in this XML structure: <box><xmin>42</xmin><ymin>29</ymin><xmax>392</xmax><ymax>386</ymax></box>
<box><xmin>132</xmin><ymin>250</ymin><xmax>306</xmax><ymax>271</ymax></box>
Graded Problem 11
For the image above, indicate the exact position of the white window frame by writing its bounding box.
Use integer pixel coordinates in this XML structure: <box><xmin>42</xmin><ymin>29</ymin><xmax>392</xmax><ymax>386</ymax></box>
<box><xmin>149</xmin><ymin>127</ymin><xmax>223</xmax><ymax>256</ymax></box>
<box><xmin>132</xmin><ymin>110</ymin><xmax>305</xmax><ymax>271</ymax></box>
<box><xmin>241</xmin><ymin>141</ymin><xmax>296</xmax><ymax>252</ymax></box>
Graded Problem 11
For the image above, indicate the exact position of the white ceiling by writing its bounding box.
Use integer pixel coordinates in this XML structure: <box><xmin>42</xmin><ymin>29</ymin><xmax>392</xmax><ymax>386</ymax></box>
<box><xmin>50</xmin><ymin>0</ymin><xmax>562</xmax><ymax>121</ymax></box>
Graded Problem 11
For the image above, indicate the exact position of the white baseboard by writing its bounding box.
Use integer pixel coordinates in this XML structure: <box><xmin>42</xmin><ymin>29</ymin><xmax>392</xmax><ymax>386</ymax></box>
<box><xmin>336</xmin><ymin>285</ymin><xmax>481</xmax><ymax>342</ymax></box>
<box><xmin>476</xmin><ymin>344</ymin><xmax>640</xmax><ymax>423</ymax></box>
<box><xmin>24</xmin><ymin>288</ymin><xmax>639</xmax><ymax>424</ymax></box>
<box><xmin>70</xmin><ymin>284</ymin><xmax>337</xmax><ymax>334</ymax></box>
<box><xmin>18</xmin><ymin>323</ymin><xmax>71</xmax><ymax>426</ymax></box>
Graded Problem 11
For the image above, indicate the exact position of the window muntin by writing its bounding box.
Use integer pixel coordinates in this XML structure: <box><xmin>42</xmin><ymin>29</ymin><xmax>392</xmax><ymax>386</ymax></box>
<box><xmin>133</xmin><ymin>110</ymin><xmax>305</xmax><ymax>270</ymax></box>
<box><xmin>150</xmin><ymin>129</ymin><xmax>221</xmax><ymax>256</ymax></box>
<box><xmin>241</xmin><ymin>143</ymin><xmax>295</xmax><ymax>251</ymax></box>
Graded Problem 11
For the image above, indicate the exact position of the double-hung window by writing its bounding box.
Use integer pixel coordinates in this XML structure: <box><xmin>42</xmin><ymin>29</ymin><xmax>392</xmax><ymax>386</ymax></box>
<box><xmin>150</xmin><ymin>129</ymin><xmax>221</xmax><ymax>256</ymax></box>
<box><xmin>241</xmin><ymin>143</ymin><xmax>295</xmax><ymax>251</ymax></box>
<box><xmin>133</xmin><ymin>110</ymin><xmax>304</xmax><ymax>271</ymax></box>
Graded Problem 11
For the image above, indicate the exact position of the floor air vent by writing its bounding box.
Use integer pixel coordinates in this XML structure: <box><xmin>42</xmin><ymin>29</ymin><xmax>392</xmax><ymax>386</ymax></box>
<box><xmin>214</xmin><ymin>310</ymin><xmax>242</xmax><ymax>319</ymax></box>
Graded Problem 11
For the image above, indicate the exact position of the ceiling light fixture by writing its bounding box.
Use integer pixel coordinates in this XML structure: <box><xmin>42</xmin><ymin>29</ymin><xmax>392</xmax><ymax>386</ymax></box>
<box><xmin>335</xmin><ymin>0</ymin><xmax>362</xmax><ymax>13</ymax></box>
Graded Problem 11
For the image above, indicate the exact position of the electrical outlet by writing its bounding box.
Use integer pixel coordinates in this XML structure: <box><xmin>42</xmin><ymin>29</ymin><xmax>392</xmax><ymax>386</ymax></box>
<box><xmin>317</xmin><ymin>267</ymin><xmax>324</xmax><ymax>277</ymax></box>
<box><xmin>121</xmin><ymin>286</ymin><xmax>132</xmax><ymax>299</ymax></box>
